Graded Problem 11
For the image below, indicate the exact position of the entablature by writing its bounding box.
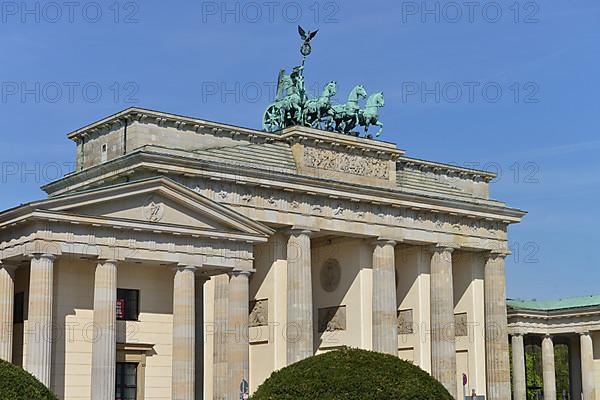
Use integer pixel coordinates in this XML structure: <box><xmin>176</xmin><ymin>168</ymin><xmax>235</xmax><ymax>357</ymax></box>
<box><xmin>0</xmin><ymin>215</ymin><xmax>255</xmax><ymax>274</ymax></box>
<box><xmin>43</xmin><ymin>150</ymin><xmax>524</xmax><ymax>228</ymax></box>
<box><xmin>508</xmin><ymin>307</ymin><xmax>600</xmax><ymax>336</ymax></box>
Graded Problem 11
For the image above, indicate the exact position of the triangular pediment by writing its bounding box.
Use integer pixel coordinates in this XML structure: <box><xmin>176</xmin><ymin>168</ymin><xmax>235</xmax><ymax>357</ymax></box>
<box><xmin>31</xmin><ymin>177</ymin><xmax>273</xmax><ymax>238</ymax></box>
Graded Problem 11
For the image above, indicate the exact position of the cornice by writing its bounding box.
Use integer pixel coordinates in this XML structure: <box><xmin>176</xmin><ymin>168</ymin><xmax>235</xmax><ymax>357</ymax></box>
<box><xmin>280</xmin><ymin>125</ymin><xmax>404</xmax><ymax>159</ymax></box>
<box><xmin>42</xmin><ymin>149</ymin><xmax>526</xmax><ymax>223</ymax></box>
<box><xmin>67</xmin><ymin>107</ymin><xmax>280</xmax><ymax>143</ymax></box>
<box><xmin>399</xmin><ymin>157</ymin><xmax>497</xmax><ymax>183</ymax></box>
<box><xmin>0</xmin><ymin>209</ymin><xmax>269</xmax><ymax>244</ymax></box>
<box><xmin>507</xmin><ymin>306</ymin><xmax>600</xmax><ymax>320</ymax></box>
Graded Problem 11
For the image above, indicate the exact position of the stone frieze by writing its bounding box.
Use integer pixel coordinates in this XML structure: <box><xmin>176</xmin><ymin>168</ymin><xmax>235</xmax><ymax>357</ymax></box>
<box><xmin>303</xmin><ymin>147</ymin><xmax>390</xmax><ymax>179</ymax></box>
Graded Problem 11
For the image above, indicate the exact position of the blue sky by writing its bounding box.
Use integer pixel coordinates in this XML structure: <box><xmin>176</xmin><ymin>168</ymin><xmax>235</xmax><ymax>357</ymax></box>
<box><xmin>0</xmin><ymin>0</ymin><xmax>598</xmax><ymax>300</ymax></box>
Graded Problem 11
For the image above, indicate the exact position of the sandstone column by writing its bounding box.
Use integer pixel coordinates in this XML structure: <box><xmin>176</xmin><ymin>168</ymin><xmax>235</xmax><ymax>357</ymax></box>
<box><xmin>286</xmin><ymin>228</ymin><xmax>314</xmax><ymax>364</ymax></box>
<box><xmin>172</xmin><ymin>266</ymin><xmax>196</xmax><ymax>400</ymax></box>
<box><xmin>511</xmin><ymin>334</ymin><xmax>527</xmax><ymax>400</ymax></box>
<box><xmin>484</xmin><ymin>252</ymin><xmax>511</xmax><ymax>400</ymax></box>
<box><xmin>26</xmin><ymin>254</ymin><xmax>54</xmax><ymax>387</ymax></box>
<box><xmin>228</xmin><ymin>270</ymin><xmax>251</xmax><ymax>400</ymax></box>
<box><xmin>0</xmin><ymin>264</ymin><xmax>16</xmax><ymax>362</ymax></box>
<box><xmin>430</xmin><ymin>245</ymin><xmax>457</xmax><ymax>398</ymax></box>
<box><xmin>542</xmin><ymin>335</ymin><xmax>556</xmax><ymax>400</ymax></box>
<box><xmin>91</xmin><ymin>260</ymin><xmax>118</xmax><ymax>400</ymax></box>
<box><xmin>580</xmin><ymin>332</ymin><xmax>594</xmax><ymax>400</ymax></box>
<box><xmin>195</xmin><ymin>274</ymin><xmax>209</xmax><ymax>400</ymax></box>
<box><xmin>213</xmin><ymin>274</ymin><xmax>229</xmax><ymax>400</ymax></box>
<box><xmin>372</xmin><ymin>239</ymin><xmax>397</xmax><ymax>355</ymax></box>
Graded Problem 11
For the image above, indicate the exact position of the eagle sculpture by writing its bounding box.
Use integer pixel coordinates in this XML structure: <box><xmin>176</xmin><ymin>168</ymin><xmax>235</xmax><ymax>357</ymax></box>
<box><xmin>298</xmin><ymin>25</ymin><xmax>319</xmax><ymax>57</ymax></box>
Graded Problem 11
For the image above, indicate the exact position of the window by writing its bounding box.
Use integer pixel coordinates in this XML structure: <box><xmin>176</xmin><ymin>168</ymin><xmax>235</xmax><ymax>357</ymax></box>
<box><xmin>13</xmin><ymin>292</ymin><xmax>24</xmax><ymax>323</ymax></box>
<box><xmin>101</xmin><ymin>143</ymin><xmax>108</xmax><ymax>162</ymax></box>
<box><xmin>116</xmin><ymin>289</ymin><xmax>139</xmax><ymax>321</ymax></box>
<box><xmin>115</xmin><ymin>362</ymin><xmax>137</xmax><ymax>400</ymax></box>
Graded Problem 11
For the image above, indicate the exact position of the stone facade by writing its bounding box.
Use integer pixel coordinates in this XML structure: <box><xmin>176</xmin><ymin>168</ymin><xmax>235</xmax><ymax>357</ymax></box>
<box><xmin>0</xmin><ymin>107</ymin><xmax>527</xmax><ymax>399</ymax></box>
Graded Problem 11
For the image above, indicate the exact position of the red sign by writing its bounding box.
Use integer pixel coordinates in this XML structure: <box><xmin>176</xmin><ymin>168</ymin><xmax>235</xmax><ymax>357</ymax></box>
<box><xmin>116</xmin><ymin>299</ymin><xmax>125</xmax><ymax>319</ymax></box>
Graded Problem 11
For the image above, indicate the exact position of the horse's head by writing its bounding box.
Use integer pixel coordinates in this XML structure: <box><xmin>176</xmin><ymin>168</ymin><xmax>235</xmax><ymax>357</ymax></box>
<box><xmin>367</xmin><ymin>91</ymin><xmax>385</xmax><ymax>108</ymax></box>
<box><xmin>348</xmin><ymin>85</ymin><xmax>367</xmax><ymax>101</ymax></box>
<box><xmin>352</xmin><ymin>84</ymin><xmax>368</xmax><ymax>100</ymax></box>
<box><xmin>324</xmin><ymin>81</ymin><xmax>337</xmax><ymax>97</ymax></box>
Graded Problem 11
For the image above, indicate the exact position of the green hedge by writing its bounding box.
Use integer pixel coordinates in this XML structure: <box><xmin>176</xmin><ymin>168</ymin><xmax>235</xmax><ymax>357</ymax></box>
<box><xmin>251</xmin><ymin>347</ymin><xmax>454</xmax><ymax>400</ymax></box>
<box><xmin>0</xmin><ymin>359</ymin><xmax>58</xmax><ymax>400</ymax></box>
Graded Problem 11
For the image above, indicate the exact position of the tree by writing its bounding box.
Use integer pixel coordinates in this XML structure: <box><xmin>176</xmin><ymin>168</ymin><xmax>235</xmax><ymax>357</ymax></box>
<box><xmin>0</xmin><ymin>360</ymin><xmax>58</xmax><ymax>400</ymax></box>
<box><xmin>251</xmin><ymin>347</ymin><xmax>454</xmax><ymax>400</ymax></box>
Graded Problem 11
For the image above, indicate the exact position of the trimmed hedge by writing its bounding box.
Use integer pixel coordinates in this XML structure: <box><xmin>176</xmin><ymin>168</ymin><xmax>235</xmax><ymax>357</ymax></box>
<box><xmin>0</xmin><ymin>359</ymin><xmax>58</xmax><ymax>400</ymax></box>
<box><xmin>251</xmin><ymin>347</ymin><xmax>453</xmax><ymax>400</ymax></box>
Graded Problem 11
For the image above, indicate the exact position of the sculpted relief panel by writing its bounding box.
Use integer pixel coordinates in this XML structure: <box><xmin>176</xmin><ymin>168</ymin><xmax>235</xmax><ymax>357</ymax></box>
<box><xmin>455</xmin><ymin>313</ymin><xmax>469</xmax><ymax>337</ymax></box>
<box><xmin>186</xmin><ymin>177</ymin><xmax>507</xmax><ymax>241</ymax></box>
<box><xmin>318</xmin><ymin>306</ymin><xmax>347</xmax><ymax>332</ymax></box>
<box><xmin>249</xmin><ymin>299</ymin><xmax>268</xmax><ymax>328</ymax></box>
<box><xmin>303</xmin><ymin>147</ymin><xmax>390</xmax><ymax>179</ymax></box>
<box><xmin>397</xmin><ymin>309</ymin><xmax>414</xmax><ymax>335</ymax></box>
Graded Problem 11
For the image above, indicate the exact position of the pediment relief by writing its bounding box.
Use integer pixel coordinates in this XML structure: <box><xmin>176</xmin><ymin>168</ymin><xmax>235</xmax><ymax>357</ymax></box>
<box><xmin>34</xmin><ymin>178</ymin><xmax>273</xmax><ymax>238</ymax></box>
<box><xmin>66</xmin><ymin>192</ymin><xmax>227</xmax><ymax>230</ymax></box>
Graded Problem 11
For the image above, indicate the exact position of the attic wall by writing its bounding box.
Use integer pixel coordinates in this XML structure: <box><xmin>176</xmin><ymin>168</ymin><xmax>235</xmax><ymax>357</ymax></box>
<box><xmin>78</xmin><ymin>125</ymin><xmax>125</xmax><ymax>171</ymax></box>
<box><xmin>125</xmin><ymin>121</ymin><xmax>254</xmax><ymax>153</ymax></box>
<box><xmin>76</xmin><ymin>121</ymin><xmax>257</xmax><ymax>171</ymax></box>
<box><xmin>440</xmin><ymin>174</ymin><xmax>490</xmax><ymax>199</ymax></box>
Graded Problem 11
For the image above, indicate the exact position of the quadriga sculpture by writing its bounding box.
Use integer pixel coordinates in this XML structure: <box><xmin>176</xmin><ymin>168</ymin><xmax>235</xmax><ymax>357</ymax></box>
<box><xmin>261</xmin><ymin>27</ymin><xmax>385</xmax><ymax>138</ymax></box>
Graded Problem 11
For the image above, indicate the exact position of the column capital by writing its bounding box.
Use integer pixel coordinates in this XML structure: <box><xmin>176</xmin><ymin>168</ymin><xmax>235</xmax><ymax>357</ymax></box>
<box><xmin>486</xmin><ymin>250</ymin><xmax>511</xmax><ymax>260</ymax></box>
<box><xmin>97</xmin><ymin>258</ymin><xmax>119</xmax><ymax>265</ymax></box>
<box><xmin>28</xmin><ymin>253</ymin><xmax>56</xmax><ymax>262</ymax></box>
<box><xmin>579</xmin><ymin>331</ymin><xmax>592</xmax><ymax>337</ymax></box>
<box><xmin>174</xmin><ymin>264</ymin><xmax>198</xmax><ymax>273</ymax></box>
<box><xmin>373</xmin><ymin>237</ymin><xmax>397</xmax><ymax>247</ymax></box>
<box><xmin>288</xmin><ymin>226</ymin><xmax>319</xmax><ymax>237</ymax></box>
<box><xmin>194</xmin><ymin>272</ymin><xmax>211</xmax><ymax>282</ymax></box>
<box><xmin>228</xmin><ymin>269</ymin><xmax>252</xmax><ymax>278</ymax></box>
<box><xmin>428</xmin><ymin>243</ymin><xmax>459</xmax><ymax>254</ymax></box>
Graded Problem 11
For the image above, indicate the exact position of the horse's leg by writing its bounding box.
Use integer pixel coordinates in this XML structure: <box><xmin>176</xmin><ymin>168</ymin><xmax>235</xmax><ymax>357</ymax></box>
<box><xmin>376</xmin><ymin>121</ymin><xmax>384</xmax><ymax>137</ymax></box>
<box><xmin>303</xmin><ymin>106</ymin><xmax>310</xmax><ymax>126</ymax></box>
<box><xmin>294</xmin><ymin>104</ymin><xmax>302</xmax><ymax>124</ymax></box>
<box><xmin>344</xmin><ymin>117</ymin><xmax>352</xmax><ymax>133</ymax></box>
<box><xmin>330</xmin><ymin>116</ymin><xmax>337</xmax><ymax>131</ymax></box>
<box><xmin>337</xmin><ymin>118</ymin><xmax>345</xmax><ymax>133</ymax></box>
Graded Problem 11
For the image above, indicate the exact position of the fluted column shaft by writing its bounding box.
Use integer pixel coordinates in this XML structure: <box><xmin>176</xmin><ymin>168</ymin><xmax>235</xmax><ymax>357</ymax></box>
<box><xmin>372</xmin><ymin>240</ymin><xmax>397</xmax><ymax>355</ymax></box>
<box><xmin>485</xmin><ymin>252</ymin><xmax>511</xmax><ymax>400</ymax></box>
<box><xmin>172</xmin><ymin>266</ymin><xmax>196</xmax><ymax>400</ymax></box>
<box><xmin>430</xmin><ymin>245</ymin><xmax>457</xmax><ymax>398</ymax></box>
<box><xmin>228</xmin><ymin>271</ymin><xmax>250</xmax><ymax>400</ymax></box>
<box><xmin>542</xmin><ymin>335</ymin><xmax>556</xmax><ymax>400</ymax></box>
<box><xmin>26</xmin><ymin>254</ymin><xmax>54</xmax><ymax>387</ymax></box>
<box><xmin>286</xmin><ymin>228</ymin><xmax>313</xmax><ymax>364</ymax></box>
<box><xmin>0</xmin><ymin>265</ymin><xmax>16</xmax><ymax>362</ymax></box>
<box><xmin>511</xmin><ymin>334</ymin><xmax>526</xmax><ymax>400</ymax></box>
<box><xmin>580</xmin><ymin>332</ymin><xmax>594</xmax><ymax>400</ymax></box>
<box><xmin>195</xmin><ymin>275</ymin><xmax>209</xmax><ymax>400</ymax></box>
<box><xmin>91</xmin><ymin>260</ymin><xmax>118</xmax><ymax>400</ymax></box>
<box><xmin>213</xmin><ymin>274</ymin><xmax>229</xmax><ymax>400</ymax></box>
